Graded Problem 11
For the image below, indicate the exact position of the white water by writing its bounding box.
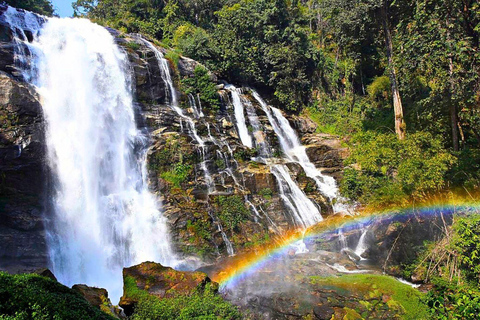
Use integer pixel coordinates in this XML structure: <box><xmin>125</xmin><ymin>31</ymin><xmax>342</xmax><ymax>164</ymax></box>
<box><xmin>4</xmin><ymin>9</ymin><xmax>177</xmax><ymax>302</ymax></box>
<box><xmin>354</xmin><ymin>227</ymin><xmax>369</xmax><ymax>259</ymax></box>
<box><xmin>271</xmin><ymin>165</ymin><xmax>322</xmax><ymax>227</ymax></box>
<box><xmin>226</xmin><ymin>86</ymin><xmax>323</xmax><ymax>227</ymax></box>
<box><xmin>251</xmin><ymin>90</ymin><xmax>350</xmax><ymax>214</ymax></box>
<box><xmin>226</xmin><ymin>85</ymin><xmax>253</xmax><ymax>148</ymax></box>
<box><xmin>140</xmin><ymin>37</ymin><xmax>216</xmax><ymax>194</ymax></box>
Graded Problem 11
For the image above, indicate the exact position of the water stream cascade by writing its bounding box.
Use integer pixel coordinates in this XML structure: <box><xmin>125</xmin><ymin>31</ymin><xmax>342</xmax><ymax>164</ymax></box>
<box><xmin>1</xmin><ymin>3</ymin><xmax>356</xmax><ymax>306</ymax></box>
<box><xmin>3</xmin><ymin>8</ymin><xmax>177</xmax><ymax>302</ymax></box>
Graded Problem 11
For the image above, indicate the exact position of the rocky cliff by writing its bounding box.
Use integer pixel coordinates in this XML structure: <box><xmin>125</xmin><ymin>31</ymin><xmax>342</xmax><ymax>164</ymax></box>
<box><xmin>0</xmin><ymin>7</ymin><xmax>48</xmax><ymax>273</ymax></box>
<box><xmin>0</xmin><ymin>7</ymin><xmax>348</xmax><ymax>272</ymax></box>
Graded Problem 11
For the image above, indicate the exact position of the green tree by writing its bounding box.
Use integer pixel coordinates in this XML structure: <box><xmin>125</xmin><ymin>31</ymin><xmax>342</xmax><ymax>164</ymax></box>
<box><xmin>4</xmin><ymin>0</ymin><xmax>55</xmax><ymax>16</ymax></box>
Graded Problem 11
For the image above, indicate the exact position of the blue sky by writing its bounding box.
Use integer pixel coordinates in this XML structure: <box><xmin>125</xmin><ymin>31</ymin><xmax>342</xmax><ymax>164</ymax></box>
<box><xmin>51</xmin><ymin>0</ymin><xmax>74</xmax><ymax>17</ymax></box>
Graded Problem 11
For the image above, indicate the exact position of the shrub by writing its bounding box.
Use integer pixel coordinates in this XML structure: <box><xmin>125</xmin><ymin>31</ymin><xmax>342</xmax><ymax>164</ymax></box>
<box><xmin>0</xmin><ymin>272</ymin><xmax>116</xmax><ymax>320</ymax></box>
<box><xmin>341</xmin><ymin>131</ymin><xmax>454</xmax><ymax>206</ymax></box>
<box><xmin>131</xmin><ymin>284</ymin><xmax>242</xmax><ymax>320</ymax></box>
<box><xmin>217</xmin><ymin>195</ymin><xmax>249</xmax><ymax>231</ymax></box>
<box><xmin>181</xmin><ymin>65</ymin><xmax>220</xmax><ymax>112</ymax></box>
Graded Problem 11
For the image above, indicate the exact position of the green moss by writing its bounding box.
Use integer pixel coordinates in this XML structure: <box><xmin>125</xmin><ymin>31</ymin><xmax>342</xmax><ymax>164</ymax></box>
<box><xmin>124</xmin><ymin>275</ymin><xmax>150</xmax><ymax>301</ymax></box>
<box><xmin>259</xmin><ymin>188</ymin><xmax>273</xmax><ymax>200</ymax></box>
<box><xmin>125</xmin><ymin>41</ymin><xmax>140</xmax><ymax>51</ymax></box>
<box><xmin>310</xmin><ymin>274</ymin><xmax>428</xmax><ymax>320</ymax></box>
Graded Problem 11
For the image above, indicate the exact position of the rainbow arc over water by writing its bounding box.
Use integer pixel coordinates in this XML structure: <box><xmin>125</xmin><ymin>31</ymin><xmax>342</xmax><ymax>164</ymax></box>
<box><xmin>212</xmin><ymin>195</ymin><xmax>480</xmax><ymax>289</ymax></box>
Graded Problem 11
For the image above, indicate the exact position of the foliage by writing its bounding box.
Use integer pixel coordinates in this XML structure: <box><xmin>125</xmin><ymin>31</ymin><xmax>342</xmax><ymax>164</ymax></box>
<box><xmin>210</xmin><ymin>0</ymin><xmax>319</xmax><ymax>111</ymax></box>
<box><xmin>160</xmin><ymin>163</ymin><xmax>192</xmax><ymax>188</ymax></box>
<box><xmin>130</xmin><ymin>284</ymin><xmax>242</xmax><ymax>320</ymax></box>
<box><xmin>181</xmin><ymin>65</ymin><xmax>220</xmax><ymax>111</ymax></box>
<box><xmin>341</xmin><ymin>131</ymin><xmax>454</xmax><ymax>206</ymax></box>
<box><xmin>4</xmin><ymin>0</ymin><xmax>54</xmax><ymax>16</ymax></box>
<box><xmin>426</xmin><ymin>279</ymin><xmax>480</xmax><ymax>320</ymax></box>
<box><xmin>259</xmin><ymin>188</ymin><xmax>272</xmax><ymax>200</ymax></box>
<box><xmin>217</xmin><ymin>195</ymin><xmax>249</xmax><ymax>231</ymax></box>
<box><xmin>0</xmin><ymin>272</ymin><xmax>116</xmax><ymax>319</ymax></box>
<box><xmin>399</xmin><ymin>213</ymin><xmax>480</xmax><ymax>319</ymax></box>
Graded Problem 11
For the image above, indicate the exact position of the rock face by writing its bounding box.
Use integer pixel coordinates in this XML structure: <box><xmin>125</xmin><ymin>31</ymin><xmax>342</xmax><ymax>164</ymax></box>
<box><xmin>119</xmin><ymin>261</ymin><xmax>215</xmax><ymax>315</ymax></box>
<box><xmin>72</xmin><ymin>284</ymin><xmax>123</xmax><ymax>319</ymax></box>
<box><xmin>0</xmin><ymin>9</ymin><xmax>48</xmax><ymax>273</ymax></box>
<box><xmin>0</xmin><ymin>7</ymin><xmax>349</xmax><ymax>273</ymax></box>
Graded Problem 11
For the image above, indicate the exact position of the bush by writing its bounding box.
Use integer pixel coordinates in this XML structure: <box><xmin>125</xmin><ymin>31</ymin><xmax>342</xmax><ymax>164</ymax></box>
<box><xmin>181</xmin><ymin>65</ymin><xmax>220</xmax><ymax>112</ymax></box>
<box><xmin>341</xmin><ymin>131</ymin><xmax>454</xmax><ymax>206</ymax></box>
<box><xmin>131</xmin><ymin>284</ymin><xmax>242</xmax><ymax>320</ymax></box>
<box><xmin>217</xmin><ymin>195</ymin><xmax>249</xmax><ymax>231</ymax></box>
<box><xmin>0</xmin><ymin>272</ymin><xmax>116</xmax><ymax>320</ymax></box>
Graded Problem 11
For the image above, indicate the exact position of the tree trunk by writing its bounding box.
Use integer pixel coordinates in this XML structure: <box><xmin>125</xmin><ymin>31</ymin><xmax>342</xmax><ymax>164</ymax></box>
<box><xmin>449</xmin><ymin>54</ymin><xmax>460</xmax><ymax>151</ymax></box>
<box><xmin>446</xmin><ymin>14</ymin><xmax>460</xmax><ymax>151</ymax></box>
<box><xmin>382</xmin><ymin>1</ymin><xmax>406</xmax><ymax>140</ymax></box>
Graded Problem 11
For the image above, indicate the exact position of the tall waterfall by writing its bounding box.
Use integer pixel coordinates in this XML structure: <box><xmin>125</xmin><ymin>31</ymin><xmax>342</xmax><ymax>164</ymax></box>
<box><xmin>4</xmin><ymin>7</ymin><xmax>176</xmax><ymax>302</ymax></box>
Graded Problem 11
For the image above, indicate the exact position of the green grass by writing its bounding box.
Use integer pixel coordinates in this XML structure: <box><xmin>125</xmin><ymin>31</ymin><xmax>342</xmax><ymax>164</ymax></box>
<box><xmin>310</xmin><ymin>274</ymin><xmax>429</xmax><ymax>320</ymax></box>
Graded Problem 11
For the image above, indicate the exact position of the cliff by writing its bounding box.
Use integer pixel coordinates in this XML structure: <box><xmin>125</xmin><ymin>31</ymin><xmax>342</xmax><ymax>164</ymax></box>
<box><xmin>0</xmin><ymin>7</ymin><xmax>348</xmax><ymax>272</ymax></box>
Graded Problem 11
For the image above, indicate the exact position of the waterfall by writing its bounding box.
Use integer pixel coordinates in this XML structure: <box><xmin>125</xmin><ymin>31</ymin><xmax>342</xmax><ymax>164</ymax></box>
<box><xmin>226</xmin><ymin>86</ymin><xmax>322</xmax><ymax>227</ymax></box>
<box><xmin>354</xmin><ymin>227</ymin><xmax>369</xmax><ymax>259</ymax></box>
<box><xmin>271</xmin><ymin>165</ymin><xmax>322</xmax><ymax>227</ymax></box>
<box><xmin>251</xmin><ymin>90</ymin><xmax>351</xmax><ymax>214</ymax></box>
<box><xmin>225</xmin><ymin>85</ymin><xmax>253</xmax><ymax>148</ymax></box>
<box><xmin>4</xmin><ymin>7</ymin><xmax>177</xmax><ymax>302</ymax></box>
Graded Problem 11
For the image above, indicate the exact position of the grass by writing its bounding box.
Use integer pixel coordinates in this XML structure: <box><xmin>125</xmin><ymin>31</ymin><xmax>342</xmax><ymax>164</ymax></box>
<box><xmin>310</xmin><ymin>274</ymin><xmax>429</xmax><ymax>320</ymax></box>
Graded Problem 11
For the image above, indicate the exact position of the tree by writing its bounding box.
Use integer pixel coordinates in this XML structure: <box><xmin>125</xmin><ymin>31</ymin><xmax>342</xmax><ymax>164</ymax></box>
<box><xmin>5</xmin><ymin>0</ymin><xmax>55</xmax><ymax>16</ymax></box>
<box><xmin>381</xmin><ymin>0</ymin><xmax>405</xmax><ymax>140</ymax></box>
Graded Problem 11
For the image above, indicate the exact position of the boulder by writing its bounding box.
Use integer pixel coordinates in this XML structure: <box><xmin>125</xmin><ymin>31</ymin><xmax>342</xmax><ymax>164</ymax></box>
<box><xmin>291</xmin><ymin>114</ymin><xmax>318</xmax><ymax>134</ymax></box>
<box><xmin>33</xmin><ymin>268</ymin><xmax>57</xmax><ymax>281</ymax></box>
<box><xmin>119</xmin><ymin>261</ymin><xmax>216</xmax><ymax>315</ymax></box>
<box><xmin>72</xmin><ymin>284</ymin><xmax>123</xmax><ymax>319</ymax></box>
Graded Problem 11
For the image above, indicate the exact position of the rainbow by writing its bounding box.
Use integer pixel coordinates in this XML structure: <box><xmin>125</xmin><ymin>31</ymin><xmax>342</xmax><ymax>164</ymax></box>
<box><xmin>212</xmin><ymin>195</ymin><xmax>480</xmax><ymax>289</ymax></box>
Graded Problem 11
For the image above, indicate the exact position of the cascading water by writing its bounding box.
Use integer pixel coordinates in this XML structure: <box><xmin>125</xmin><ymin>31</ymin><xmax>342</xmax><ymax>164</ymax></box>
<box><xmin>226</xmin><ymin>85</ymin><xmax>253</xmax><ymax>148</ymax></box>
<box><xmin>271</xmin><ymin>165</ymin><xmax>322</xmax><ymax>227</ymax></box>
<box><xmin>4</xmin><ymin>8</ymin><xmax>177</xmax><ymax>302</ymax></box>
<box><xmin>225</xmin><ymin>86</ymin><xmax>322</xmax><ymax>227</ymax></box>
<box><xmin>354</xmin><ymin>227</ymin><xmax>369</xmax><ymax>259</ymax></box>
<box><xmin>251</xmin><ymin>90</ymin><xmax>351</xmax><ymax>214</ymax></box>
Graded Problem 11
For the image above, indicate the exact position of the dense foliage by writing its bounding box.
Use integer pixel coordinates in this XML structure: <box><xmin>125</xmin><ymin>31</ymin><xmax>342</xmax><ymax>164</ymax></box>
<box><xmin>403</xmin><ymin>213</ymin><xmax>480</xmax><ymax>319</ymax></box>
<box><xmin>130</xmin><ymin>284</ymin><xmax>242</xmax><ymax>320</ymax></box>
<box><xmin>0</xmin><ymin>272</ymin><xmax>116</xmax><ymax>319</ymax></box>
<box><xmin>4</xmin><ymin>0</ymin><xmax>54</xmax><ymax>16</ymax></box>
<box><xmin>71</xmin><ymin>0</ymin><xmax>480</xmax><ymax>205</ymax></box>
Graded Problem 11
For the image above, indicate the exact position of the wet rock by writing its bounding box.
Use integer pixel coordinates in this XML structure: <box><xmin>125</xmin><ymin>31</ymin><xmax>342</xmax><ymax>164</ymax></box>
<box><xmin>119</xmin><ymin>261</ymin><xmax>216</xmax><ymax>315</ymax></box>
<box><xmin>291</xmin><ymin>115</ymin><xmax>317</xmax><ymax>135</ymax></box>
<box><xmin>0</xmin><ymin>71</ymin><xmax>48</xmax><ymax>273</ymax></box>
<box><xmin>313</xmin><ymin>305</ymin><xmax>334</xmax><ymax>320</ymax></box>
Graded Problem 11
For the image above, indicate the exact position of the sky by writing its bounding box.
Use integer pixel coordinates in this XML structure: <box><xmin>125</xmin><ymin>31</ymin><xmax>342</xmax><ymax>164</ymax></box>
<box><xmin>51</xmin><ymin>0</ymin><xmax>74</xmax><ymax>17</ymax></box>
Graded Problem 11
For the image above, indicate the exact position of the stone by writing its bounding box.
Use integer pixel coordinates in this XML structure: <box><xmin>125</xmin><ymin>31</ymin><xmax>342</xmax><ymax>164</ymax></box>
<box><xmin>72</xmin><ymin>284</ymin><xmax>124</xmax><ymax>319</ymax></box>
<box><xmin>314</xmin><ymin>305</ymin><xmax>335</xmax><ymax>320</ymax></box>
<box><xmin>0</xmin><ymin>72</ymin><xmax>48</xmax><ymax>273</ymax></box>
<box><xmin>33</xmin><ymin>268</ymin><xmax>57</xmax><ymax>281</ymax></box>
<box><xmin>291</xmin><ymin>114</ymin><xmax>318</xmax><ymax>134</ymax></box>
